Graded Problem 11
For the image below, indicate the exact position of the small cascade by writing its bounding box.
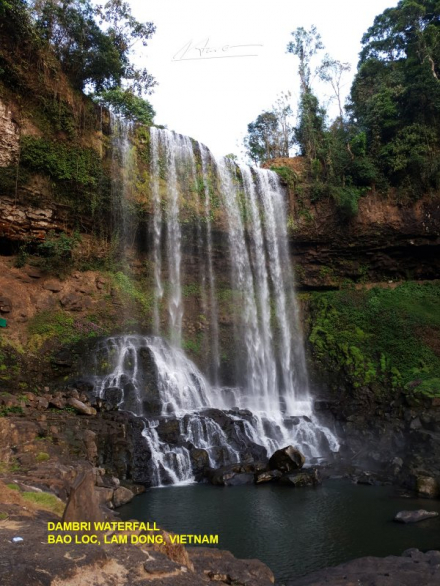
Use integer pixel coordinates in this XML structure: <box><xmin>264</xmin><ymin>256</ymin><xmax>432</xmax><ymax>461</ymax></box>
<box><xmin>99</xmin><ymin>127</ymin><xmax>340</xmax><ymax>486</ymax></box>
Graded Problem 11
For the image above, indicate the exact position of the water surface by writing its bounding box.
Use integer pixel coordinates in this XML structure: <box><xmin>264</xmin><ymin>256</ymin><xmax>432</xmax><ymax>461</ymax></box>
<box><xmin>119</xmin><ymin>480</ymin><xmax>440</xmax><ymax>584</ymax></box>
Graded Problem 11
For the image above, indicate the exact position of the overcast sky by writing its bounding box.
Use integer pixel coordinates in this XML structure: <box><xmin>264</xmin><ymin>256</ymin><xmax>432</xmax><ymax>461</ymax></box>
<box><xmin>130</xmin><ymin>0</ymin><xmax>398</xmax><ymax>159</ymax></box>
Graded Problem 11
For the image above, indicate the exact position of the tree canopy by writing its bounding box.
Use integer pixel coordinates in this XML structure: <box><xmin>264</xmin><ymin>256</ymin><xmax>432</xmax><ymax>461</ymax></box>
<box><xmin>1</xmin><ymin>0</ymin><xmax>157</xmax><ymax>124</ymax></box>
<box><xmin>245</xmin><ymin>0</ymin><xmax>440</xmax><ymax>208</ymax></box>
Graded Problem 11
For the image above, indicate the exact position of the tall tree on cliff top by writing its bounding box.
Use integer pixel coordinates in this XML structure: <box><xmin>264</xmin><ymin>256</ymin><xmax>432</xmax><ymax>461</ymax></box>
<box><xmin>350</xmin><ymin>0</ymin><xmax>440</xmax><ymax>195</ymax></box>
<box><xmin>286</xmin><ymin>26</ymin><xmax>326</xmax><ymax>161</ymax></box>
<box><xmin>243</xmin><ymin>93</ymin><xmax>294</xmax><ymax>165</ymax></box>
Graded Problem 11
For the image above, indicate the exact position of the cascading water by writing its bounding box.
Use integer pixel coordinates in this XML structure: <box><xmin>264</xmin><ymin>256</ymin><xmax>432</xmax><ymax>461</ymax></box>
<box><xmin>97</xmin><ymin>126</ymin><xmax>339</xmax><ymax>486</ymax></box>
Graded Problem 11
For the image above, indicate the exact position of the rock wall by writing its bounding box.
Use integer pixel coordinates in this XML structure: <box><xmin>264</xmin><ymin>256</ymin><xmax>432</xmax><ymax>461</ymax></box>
<box><xmin>0</xmin><ymin>99</ymin><xmax>19</xmax><ymax>167</ymax></box>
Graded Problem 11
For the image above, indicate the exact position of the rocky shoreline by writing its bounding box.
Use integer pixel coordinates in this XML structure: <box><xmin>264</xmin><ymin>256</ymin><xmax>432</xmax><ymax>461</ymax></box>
<box><xmin>1</xmin><ymin>384</ymin><xmax>440</xmax><ymax>585</ymax></box>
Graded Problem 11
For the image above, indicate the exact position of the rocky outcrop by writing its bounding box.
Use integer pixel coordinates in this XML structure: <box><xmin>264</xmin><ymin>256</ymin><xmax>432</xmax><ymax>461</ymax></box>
<box><xmin>0</xmin><ymin>99</ymin><xmax>19</xmax><ymax>168</ymax></box>
<box><xmin>0</xmin><ymin>478</ymin><xmax>275</xmax><ymax>586</ymax></box>
<box><xmin>288</xmin><ymin>549</ymin><xmax>440</xmax><ymax>586</ymax></box>
<box><xmin>0</xmin><ymin>196</ymin><xmax>73</xmax><ymax>241</ymax></box>
<box><xmin>265</xmin><ymin>157</ymin><xmax>440</xmax><ymax>289</ymax></box>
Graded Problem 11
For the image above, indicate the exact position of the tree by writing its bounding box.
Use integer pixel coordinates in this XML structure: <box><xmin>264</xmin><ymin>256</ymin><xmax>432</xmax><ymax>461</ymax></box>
<box><xmin>287</xmin><ymin>26</ymin><xmax>326</xmax><ymax>160</ymax></box>
<box><xmin>318</xmin><ymin>55</ymin><xmax>351</xmax><ymax>121</ymax></box>
<box><xmin>95</xmin><ymin>88</ymin><xmax>155</xmax><ymax>125</ymax></box>
<box><xmin>29</xmin><ymin>0</ymin><xmax>157</xmax><ymax>95</ymax></box>
<box><xmin>243</xmin><ymin>95</ymin><xmax>294</xmax><ymax>165</ymax></box>
<box><xmin>350</xmin><ymin>0</ymin><xmax>440</xmax><ymax>195</ymax></box>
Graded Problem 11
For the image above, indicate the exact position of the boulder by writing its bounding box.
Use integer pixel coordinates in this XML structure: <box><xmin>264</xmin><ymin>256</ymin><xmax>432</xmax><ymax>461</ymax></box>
<box><xmin>60</xmin><ymin>293</ymin><xmax>86</xmax><ymax>312</ymax></box>
<box><xmin>287</xmin><ymin>549</ymin><xmax>440</xmax><ymax>585</ymax></box>
<box><xmin>43</xmin><ymin>280</ymin><xmax>63</xmax><ymax>293</ymax></box>
<box><xmin>279</xmin><ymin>468</ymin><xmax>321</xmax><ymax>488</ymax></box>
<box><xmin>268</xmin><ymin>445</ymin><xmax>305</xmax><ymax>473</ymax></box>
<box><xmin>256</xmin><ymin>470</ymin><xmax>283</xmax><ymax>484</ymax></box>
<box><xmin>83</xmin><ymin>430</ymin><xmax>97</xmax><ymax>464</ymax></box>
<box><xmin>190</xmin><ymin>448</ymin><xmax>210</xmax><ymax>473</ymax></box>
<box><xmin>416</xmin><ymin>476</ymin><xmax>439</xmax><ymax>498</ymax></box>
<box><xmin>62</xmin><ymin>468</ymin><xmax>104</xmax><ymax>524</ymax></box>
<box><xmin>224</xmin><ymin>473</ymin><xmax>254</xmax><ymax>486</ymax></box>
<box><xmin>68</xmin><ymin>398</ymin><xmax>96</xmax><ymax>416</ymax></box>
<box><xmin>113</xmin><ymin>486</ymin><xmax>134</xmax><ymax>508</ymax></box>
<box><xmin>394</xmin><ymin>510</ymin><xmax>439</xmax><ymax>523</ymax></box>
<box><xmin>103</xmin><ymin>387</ymin><xmax>123</xmax><ymax>410</ymax></box>
<box><xmin>95</xmin><ymin>486</ymin><xmax>114</xmax><ymax>507</ymax></box>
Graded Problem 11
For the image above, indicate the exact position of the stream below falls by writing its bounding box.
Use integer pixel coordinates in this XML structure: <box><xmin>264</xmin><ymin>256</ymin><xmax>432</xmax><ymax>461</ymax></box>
<box><xmin>119</xmin><ymin>480</ymin><xmax>440</xmax><ymax>585</ymax></box>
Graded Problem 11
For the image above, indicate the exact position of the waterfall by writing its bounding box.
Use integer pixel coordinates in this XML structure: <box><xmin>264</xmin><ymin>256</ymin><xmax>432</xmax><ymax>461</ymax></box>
<box><xmin>98</xmin><ymin>127</ymin><xmax>339</xmax><ymax>486</ymax></box>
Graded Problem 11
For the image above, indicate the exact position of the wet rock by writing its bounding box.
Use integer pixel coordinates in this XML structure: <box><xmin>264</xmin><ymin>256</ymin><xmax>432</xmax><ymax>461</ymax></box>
<box><xmin>256</xmin><ymin>470</ymin><xmax>283</xmax><ymax>484</ymax></box>
<box><xmin>156</xmin><ymin>417</ymin><xmax>181</xmax><ymax>444</ymax></box>
<box><xmin>113</xmin><ymin>486</ymin><xmax>134</xmax><ymax>508</ymax></box>
<box><xmin>416</xmin><ymin>476</ymin><xmax>439</xmax><ymax>498</ymax></box>
<box><xmin>268</xmin><ymin>445</ymin><xmax>305</xmax><ymax>473</ymax></box>
<box><xmin>394</xmin><ymin>510</ymin><xmax>439</xmax><ymax>523</ymax></box>
<box><xmin>279</xmin><ymin>468</ymin><xmax>321</xmax><ymax>487</ymax></box>
<box><xmin>138</xmin><ymin>346</ymin><xmax>162</xmax><ymax>416</ymax></box>
<box><xmin>103</xmin><ymin>387</ymin><xmax>123</xmax><ymax>410</ymax></box>
<box><xmin>190</xmin><ymin>448</ymin><xmax>210</xmax><ymax>473</ymax></box>
<box><xmin>225</xmin><ymin>473</ymin><xmax>254</xmax><ymax>486</ymax></box>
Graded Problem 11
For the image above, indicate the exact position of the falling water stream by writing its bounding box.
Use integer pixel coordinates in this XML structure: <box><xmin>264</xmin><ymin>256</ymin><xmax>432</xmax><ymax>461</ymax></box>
<box><xmin>96</xmin><ymin>126</ymin><xmax>339</xmax><ymax>486</ymax></box>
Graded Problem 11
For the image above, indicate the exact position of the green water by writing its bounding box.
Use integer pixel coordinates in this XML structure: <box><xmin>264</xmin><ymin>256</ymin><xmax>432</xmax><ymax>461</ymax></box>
<box><xmin>119</xmin><ymin>480</ymin><xmax>440</xmax><ymax>584</ymax></box>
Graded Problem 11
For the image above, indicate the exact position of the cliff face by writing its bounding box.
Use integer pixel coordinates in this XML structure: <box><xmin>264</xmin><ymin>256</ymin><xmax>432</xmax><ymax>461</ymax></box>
<box><xmin>262</xmin><ymin>158</ymin><xmax>440</xmax><ymax>289</ymax></box>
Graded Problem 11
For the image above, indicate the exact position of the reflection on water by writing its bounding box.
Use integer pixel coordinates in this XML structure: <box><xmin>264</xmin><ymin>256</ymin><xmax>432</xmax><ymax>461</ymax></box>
<box><xmin>119</xmin><ymin>480</ymin><xmax>440</xmax><ymax>584</ymax></box>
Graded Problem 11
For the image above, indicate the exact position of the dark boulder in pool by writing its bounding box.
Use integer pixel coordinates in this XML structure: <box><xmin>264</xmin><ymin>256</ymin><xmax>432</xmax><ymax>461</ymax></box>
<box><xmin>205</xmin><ymin>462</ymin><xmax>265</xmax><ymax>486</ymax></box>
<box><xmin>279</xmin><ymin>468</ymin><xmax>321</xmax><ymax>487</ymax></box>
<box><xmin>394</xmin><ymin>509</ymin><xmax>439</xmax><ymax>523</ymax></box>
<box><xmin>256</xmin><ymin>470</ymin><xmax>283</xmax><ymax>484</ymax></box>
<box><xmin>268</xmin><ymin>446</ymin><xmax>305</xmax><ymax>473</ymax></box>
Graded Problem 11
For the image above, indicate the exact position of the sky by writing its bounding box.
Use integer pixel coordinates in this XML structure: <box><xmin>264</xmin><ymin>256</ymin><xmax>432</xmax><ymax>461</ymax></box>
<box><xmin>129</xmin><ymin>0</ymin><xmax>398</xmax><ymax>159</ymax></box>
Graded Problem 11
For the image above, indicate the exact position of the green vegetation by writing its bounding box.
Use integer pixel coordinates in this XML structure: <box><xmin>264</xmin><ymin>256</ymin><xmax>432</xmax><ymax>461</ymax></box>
<box><xmin>35</xmin><ymin>230</ymin><xmax>81</xmax><ymax>274</ymax></box>
<box><xmin>36</xmin><ymin>452</ymin><xmax>50</xmax><ymax>463</ymax></box>
<box><xmin>309</xmin><ymin>282</ymin><xmax>440</xmax><ymax>397</ymax></box>
<box><xmin>244</xmin><ymin>93</ymin><xmax>293</xmax><ymax>164</ymax></box>
<box><xmin>3</xmin><ymin>0</ymin><xmax>156</xmax><ymax>96</ymax></box>
<box><xmin>28</xmin><ymin>310</ymin><xmax>104</xmax><ymax>350</ymax></box>
<box><xmin>0</xmin><ymin>406</ymin><xmax>24</xmax><ymax>417</ymax></box>
<box><xmin>182</xmin><ymin>334</ymin><xmax>203</xmax><ymax>356</ymax></box>
<box><xmin>244</xmin><ymin>1</ymin><xmax>440</xmax><ymax>211</ymax></box>
<box><xmin>112</xmin><ymin>271</ymin><xmax>154</xmax><ymax>316</ymax></box>
<box><xmin>96</xmin><ymin>88</ymin><xmax>155</xmax><ymax>126</ymax></box>
<box><xmin>270</xmin><ymin>166</ymin><xmax>298</xmax><ymax>189</ymax></box>
<box><xmin>6</xmin><ymin>483</ymin><xmax>20</xmax><ymax>491</ymax></box>
<box><xmin>21</xmin><ymin>137</ymin><xmax>100</xmax><ymax>187</ymax></box>
<box><xmin>22</xmin><ymin>491</ymin><xmax>64</xmax><ymax>515</ymax></box>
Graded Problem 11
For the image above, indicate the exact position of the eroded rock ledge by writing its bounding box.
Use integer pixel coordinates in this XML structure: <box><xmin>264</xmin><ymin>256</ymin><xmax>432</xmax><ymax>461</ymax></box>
<box><xmin>288</xmin><ymin>549</ymin><xmax>440</xmax><ymax>586</ymax></box>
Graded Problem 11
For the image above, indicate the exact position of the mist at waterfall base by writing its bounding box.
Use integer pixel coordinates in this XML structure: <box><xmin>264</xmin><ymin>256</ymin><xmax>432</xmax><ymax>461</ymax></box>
<box><xmin>94</xmin><ymin>123</ymin><xmax>339</xmax><ymax>487</ymax></box>
<box><xmin>120</xmin><ymin>481</ymin><xmax>440</xmax><ymax>584</ymax></box>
